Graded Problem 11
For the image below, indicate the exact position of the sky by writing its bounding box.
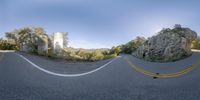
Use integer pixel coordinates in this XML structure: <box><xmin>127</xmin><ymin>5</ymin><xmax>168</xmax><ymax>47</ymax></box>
<box><xmin>0</xmin><ymin>0</ymin><xmax>200</xmax><ymax>49</ymax></box>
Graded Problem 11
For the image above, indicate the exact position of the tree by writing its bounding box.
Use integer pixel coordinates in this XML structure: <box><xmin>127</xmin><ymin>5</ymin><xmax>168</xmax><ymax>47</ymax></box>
<box><xmin>17</xmin><ymin>27</ymin><xmax>33</xmax><ymax>50</ymax></box>
<box><xmin>134</xmin><ymin>36</ymin><xmax>146</xmax><ymax>47</ymax></box>
<box><xmin>110</xmin><ymin>46</ymin><xmax>121</xmax><ymax>56</ymax></box>
<box><xmin>5</xmin><ymin>30</ymin><xmax>20</xmax><ymax>48</ymax></box>
<box><xmin>5</xmin><ymin>27</ymin><xmax>51</xmax><ymax>52</ymax></box>
<box><xmin>0</xmin><ymin>39</ymin><xmax>17</xmax><ymax>50</ymax></box>
<box><xmin>192</xmin><ymin>37</ymin><xmax>200</xmax><ymax>49</ymax></box>
<box><xmin>34</xmin><ymin>27</ymin><xmax>46</xmax><ymax>35</ymax></box>
<box><xmin>121</xmin><ymin>36</ymin><xmax>146</xmax><ymax>54</ymax></box>
<box><xmin>90</xmin><ymin>50</ymin><xmax>104</xmax><ymax>61</ymax></box>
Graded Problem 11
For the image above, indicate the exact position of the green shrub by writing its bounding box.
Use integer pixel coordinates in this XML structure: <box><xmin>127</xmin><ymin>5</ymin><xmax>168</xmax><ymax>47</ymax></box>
<box><xmin>110</xmin><ymin>46</ymin><xmax>121</xmax><ymax>55</ymax></box>
<box><xmin>0</xmin><ymin>39</ymin><xmax>17</xmax><ymax>50</ymax></box>
<box><xmin>192</xmin><ymin>38</ymin><xmax>200</xmax><ymax>49</ymax></box>
<box><xmin>90</xmin><ymin>50</ymin><xmax>104</xmax><ymax>61</ymax></box>
<box><xmin>120</xmin><ymin>37</ymin><xmax>146</xmax><ymax>54</ymax></box>
<box><xmin>103</xmin><ymin>54</ymin><xmax>117</xmax><ymax>59</ymax></box>
<box><xmin>61</xmin><ymin>48</ymin><xmax>117</xmax><ymax>61</ymax></box>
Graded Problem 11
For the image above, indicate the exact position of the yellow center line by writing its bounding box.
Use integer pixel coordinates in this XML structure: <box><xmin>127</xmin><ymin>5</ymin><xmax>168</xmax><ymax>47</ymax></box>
<box><xmin>124</xmin><ymin>57</ymin><xmax>200</xmax><ymax>78</ymax></box>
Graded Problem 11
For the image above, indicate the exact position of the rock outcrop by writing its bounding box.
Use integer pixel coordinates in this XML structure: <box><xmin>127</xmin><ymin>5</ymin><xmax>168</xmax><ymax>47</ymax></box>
<box><xmin>133</xmin><ymin>25</ymin><xmax>197</xmax><ymax>62</ymax></box>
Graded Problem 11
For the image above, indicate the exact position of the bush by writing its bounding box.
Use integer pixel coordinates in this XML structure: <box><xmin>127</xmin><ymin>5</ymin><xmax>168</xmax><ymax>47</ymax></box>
<box><xmin>0</xmin><ymin>39</ymin><xmax>17</xmax><ymax>50</ymax></box>
<box><xmin>110</xmin><ymin>46</ymin><xmax>121</xmax><ymax>55</ymax></box>
<box><xmin>192</xmin><ymin>37</ymin><xmax>200</xmax><ymax>49</ymax></box>
<box><xmin>58</xmin><ymin>48</ymin><xmax>117</xmax><ymax>61</ymax></box>
<box><xmin>90</xmin><ymin>50</ymin><xmax>104</xmax><ymax>61</ymax></box>
<box><xmin>104</xmin><ymin>54</ymin><xmax>117</xmax><ymax>59</ymax></box>
<box><xmin>121</xmin><ymin>37</ymin><xmax>146</xmax><ymax>54</ymax></box>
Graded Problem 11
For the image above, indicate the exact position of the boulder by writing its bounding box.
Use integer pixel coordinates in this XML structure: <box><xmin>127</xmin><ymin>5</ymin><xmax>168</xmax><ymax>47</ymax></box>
<box><xmin>133</xmin><ymin>25</ymin><xmax>197</xmax><ymax>62</ymax></box>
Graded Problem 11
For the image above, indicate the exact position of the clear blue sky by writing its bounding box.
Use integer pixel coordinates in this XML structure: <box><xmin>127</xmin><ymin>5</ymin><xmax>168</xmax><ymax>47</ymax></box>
<box><xmin>0</xmin><ymin>0</ymin><xmax>200</xmax><ymax>49</ymax></box>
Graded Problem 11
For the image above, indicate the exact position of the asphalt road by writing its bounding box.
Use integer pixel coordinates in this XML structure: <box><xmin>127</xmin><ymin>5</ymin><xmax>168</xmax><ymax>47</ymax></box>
<box><xmin>1</xmin><ymin>51</ymin><xmax>200</xmax><ymax>100</ymax></box>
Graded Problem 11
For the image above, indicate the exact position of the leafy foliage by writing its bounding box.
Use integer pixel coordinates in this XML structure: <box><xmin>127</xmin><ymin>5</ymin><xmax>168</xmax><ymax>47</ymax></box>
<box><xmin>0</xmin><ymin>39</ymin><xmax>17</xmax><ymax>50</ymax></box>
<box><xmin>48</xmin><ymin>48</ymin><xmax>117</xmax><ymax>61</ymax></box>
<box><xmin>110</xmin><ymin>46</ymin><xmax>121</xmax><ymax>56</ymax></box>
<box><xmin>192</xmin><ymin>37</ymin><xmax>200</xmax><ymax>49</ymax></box>
<box><xmin>120</xmin><ymin>36</ymin><xmax>146</xmax><ymax>54</ymax></box>
<box><xmin>5</xmin><ymin>27</ymin><xmax>51</xmax><ymax>53</ymax></box>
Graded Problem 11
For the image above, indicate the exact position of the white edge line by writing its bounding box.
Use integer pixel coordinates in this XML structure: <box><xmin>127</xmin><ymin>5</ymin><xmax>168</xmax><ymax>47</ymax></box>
<box><xmin>0</xmin><ymin>50</ymin><xmax>15</xmax><ymax>52</ymax></box>
<box><xmin>14</xmin><ymin>53</ymin><xmax>119</xmax><ymax>77</ymax></box>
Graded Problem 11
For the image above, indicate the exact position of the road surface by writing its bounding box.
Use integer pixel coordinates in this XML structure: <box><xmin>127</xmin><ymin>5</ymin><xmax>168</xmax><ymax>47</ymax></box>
<box><xmin>1</xmin><ymin>51</ymin><xmax>200</xmax><ymax>100</ymax></box>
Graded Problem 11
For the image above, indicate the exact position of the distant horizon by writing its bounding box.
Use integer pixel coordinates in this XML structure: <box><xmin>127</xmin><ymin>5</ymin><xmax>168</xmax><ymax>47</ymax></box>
<box><xmin>1</xmin><ymin>0</ymin><xmax>200</xmax><ymax>49</ymax></box>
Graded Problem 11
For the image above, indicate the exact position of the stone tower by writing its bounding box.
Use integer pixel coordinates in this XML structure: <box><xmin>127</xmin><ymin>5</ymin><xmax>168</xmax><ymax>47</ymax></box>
<box><xmin>53</xmin><ymin>32</ymin><xmax>64</xmax><ymax>54</ymax></box>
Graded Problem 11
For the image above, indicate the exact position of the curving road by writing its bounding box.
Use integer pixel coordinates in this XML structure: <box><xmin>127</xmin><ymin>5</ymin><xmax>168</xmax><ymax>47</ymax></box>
<box><xmin>1</xmin><ymin>51</ymin><xmax>200</xmax><ymax>100</ymax></box>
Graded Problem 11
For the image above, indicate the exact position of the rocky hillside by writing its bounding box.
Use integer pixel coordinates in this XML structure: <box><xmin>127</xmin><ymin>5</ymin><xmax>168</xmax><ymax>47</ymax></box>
<box><xmin>133</xmin><ymin>24</ymin><xmax>197</xmax><ymax>62</ymax></box>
